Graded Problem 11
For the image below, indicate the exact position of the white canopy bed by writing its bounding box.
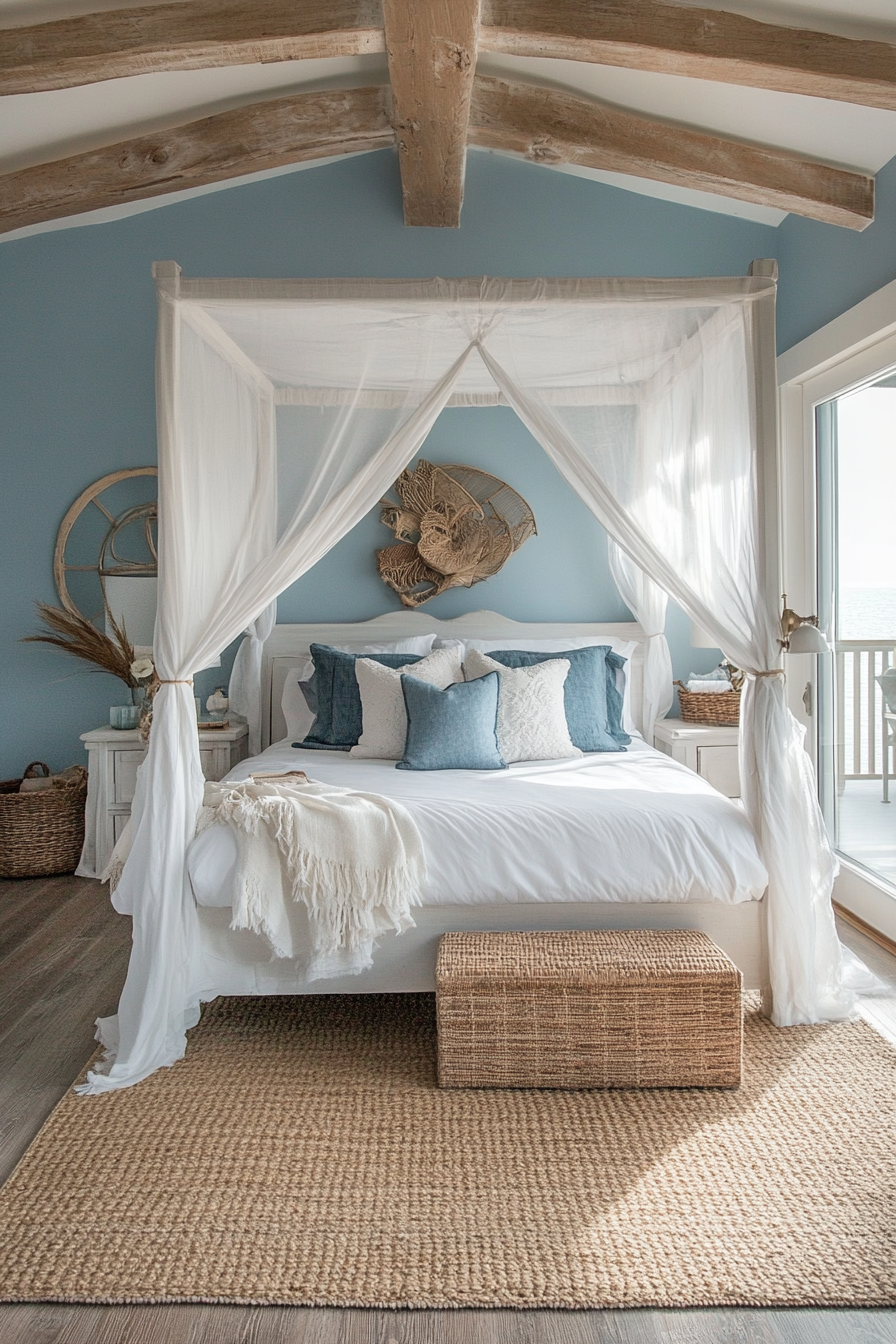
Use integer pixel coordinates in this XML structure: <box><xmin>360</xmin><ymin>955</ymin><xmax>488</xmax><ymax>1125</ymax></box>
<box><xmin>185</xmin><ymin>609</ymin><xmax>768</xmax><ymax>996</ymax></box>
<box><xmin>83</xmin><ymin>264</ymin><xmax>853</xmax><ymax>1094</ymax></box>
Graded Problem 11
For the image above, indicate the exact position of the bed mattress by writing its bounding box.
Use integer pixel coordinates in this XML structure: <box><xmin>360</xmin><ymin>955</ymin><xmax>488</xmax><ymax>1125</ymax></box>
<box><xmin>187</xmin><ymin>738</ymin><xmax>767</xmax><ymax>910</ymax></box>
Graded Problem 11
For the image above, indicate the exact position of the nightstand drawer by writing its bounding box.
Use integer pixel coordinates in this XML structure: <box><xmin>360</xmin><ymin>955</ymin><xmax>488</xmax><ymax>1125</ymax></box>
<box><xmin>83</xmin><ymin>722</ymin><xmax>249</xmax><ymax>879</ymax></box>
<box><xmin>199</xmin><ymin>746</ymin><xmax>226</xmax><ymax>780</ymax></box>
<box><xmin>112</xmin><ymin>749</ymin><xmax>143</xmax><ymax>804</ymax></box>
<box><xmin>697</xmin><ymin>745</ymin><xmax>740</xmax><ymax>798</ymax></box>
<box><xmin>113</xmin><ymin>742</ymin><xmax>235</xmax><ymax>800</ymax></box>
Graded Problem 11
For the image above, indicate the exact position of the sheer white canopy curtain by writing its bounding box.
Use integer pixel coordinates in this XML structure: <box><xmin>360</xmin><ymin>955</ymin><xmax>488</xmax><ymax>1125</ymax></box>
<box><xmin>81</xmin><ymin>266</ymin><xmax>851</xmax><ymax>1094</ymax></box>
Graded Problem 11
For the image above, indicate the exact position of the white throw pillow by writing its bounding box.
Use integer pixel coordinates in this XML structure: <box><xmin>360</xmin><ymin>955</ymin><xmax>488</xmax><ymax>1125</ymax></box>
<box><xmin>327</xmin><ymin>635</ymin><xmax>436</xmax><ymax>655</ymax></box>
<box><xmin>605</xmin><ymin>638</ymin><xmax>638</xmax><ymax>737</ymax></box>
<box><xmin>464</xmin><ymin>649</ymin><xmax>581</xmax><ymax>764</ymax></box>
<box><xmin>281</xmin><ymin>660</ymin><xmax>316</xmax><ymax>742</ymax></box>
<box><xmin>351</xmin><ymin>644</ymin><xmax>464</xmax><ymax>759</ymax></box>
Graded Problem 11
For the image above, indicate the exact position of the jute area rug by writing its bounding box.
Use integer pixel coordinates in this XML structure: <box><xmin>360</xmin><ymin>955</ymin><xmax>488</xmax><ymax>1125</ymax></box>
<box><xmin>1</xmin><ymin>993</ymin><xmax>894</xmax><ymax>1309</ymax></box>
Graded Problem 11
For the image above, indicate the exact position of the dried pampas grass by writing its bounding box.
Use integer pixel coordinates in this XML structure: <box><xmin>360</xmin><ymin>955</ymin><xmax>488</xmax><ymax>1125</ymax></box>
<box><xmin>22</xmin><ymin>603</ymin><xmax>137</xmax><ymax>688</ymax></box>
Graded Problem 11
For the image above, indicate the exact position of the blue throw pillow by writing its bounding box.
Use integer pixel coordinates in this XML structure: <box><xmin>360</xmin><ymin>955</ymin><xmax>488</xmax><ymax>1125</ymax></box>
<box><xmin>397</xmin><ymin>672</ymin><xmax>506</xmax><ymax>771</ymax></box>
<box><xmin>488</xmin><ymin>647</ymin><xmax>630</xmax><ymax>751</ymax></box>
<box><xmin>604</xmin><ymin>650</ymin><xmax>631</xmax><ymax>746</ymax></box>
<box><xmin>298</xmin><ymin>645</ymin><xmax>423</xmax><ymax>749</ymax></box>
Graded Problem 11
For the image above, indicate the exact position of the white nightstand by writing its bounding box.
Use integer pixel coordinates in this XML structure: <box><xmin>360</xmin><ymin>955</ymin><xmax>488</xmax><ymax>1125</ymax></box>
<box><xmin>78</xmin><ymin>722</ymin><xmax>250</xmax><ymax>878</ymax></box>
<box><xmin>653</xmin><ymin>718</ymin><xmax>740</xmax><ymax>798</ymax></box>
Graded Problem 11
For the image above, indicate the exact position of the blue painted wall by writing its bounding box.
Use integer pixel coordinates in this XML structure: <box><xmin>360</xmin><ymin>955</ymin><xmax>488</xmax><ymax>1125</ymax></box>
<box><xmin>280</xmin><ymin>407</ymin><xmax>626</xmax><ymax>625</ymax></box>
<box><xmin>0</xmin><ymin>147</ymin><xmax>806</xmax><ymax>776</ymax></box>
<box><xmin>776</xmin><ymin>152</ymin><xmax>896</xmax><ymax>354</ymax></box>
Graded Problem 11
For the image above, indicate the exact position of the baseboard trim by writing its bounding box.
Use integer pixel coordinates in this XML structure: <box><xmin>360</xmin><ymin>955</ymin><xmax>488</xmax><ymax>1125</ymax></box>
<box><xmin>834</xmin><ymin>900</ymin><xmax>896</xmax><ymax>960</ymax></box>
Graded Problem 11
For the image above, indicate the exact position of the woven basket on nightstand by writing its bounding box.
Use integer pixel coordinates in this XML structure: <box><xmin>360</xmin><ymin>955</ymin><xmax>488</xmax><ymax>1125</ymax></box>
<box><xmin>674</xmin><ymin>681</ymin><xmax>741</xmax><ymax>726</ymax></box>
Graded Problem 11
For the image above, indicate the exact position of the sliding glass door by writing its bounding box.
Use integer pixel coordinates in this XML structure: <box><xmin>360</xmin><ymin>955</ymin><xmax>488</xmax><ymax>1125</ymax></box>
<box><xmin>816</xmin><ymin>373</ymin><xmax>896</xmax><ymax>888</ymax></box>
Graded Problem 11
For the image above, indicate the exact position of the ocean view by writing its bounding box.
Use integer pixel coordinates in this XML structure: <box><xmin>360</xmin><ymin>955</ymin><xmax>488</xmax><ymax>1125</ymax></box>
<box><xmin>838</xmin><ymin>587</ymin><xmax>896</xmax><ymax>641</ymax></box>
<box><xmin>834</xmin><ymin>589</ymin><xmax>896</xmax><ymax>779</ymax></box>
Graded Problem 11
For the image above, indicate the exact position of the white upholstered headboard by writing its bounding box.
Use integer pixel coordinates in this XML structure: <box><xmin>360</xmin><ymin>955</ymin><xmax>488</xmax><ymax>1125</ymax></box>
<box><xmin>260</xmin><ymin>610</ymin><xmax>647</xmax><ymax>749</ymax></box>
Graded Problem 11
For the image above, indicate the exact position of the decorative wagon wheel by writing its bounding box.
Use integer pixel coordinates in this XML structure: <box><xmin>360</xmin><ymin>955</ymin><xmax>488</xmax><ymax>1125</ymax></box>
<box><xmin>53</xmin><ymin>467</ymin><xmax>158</xmax><ymax>626</ymax></box>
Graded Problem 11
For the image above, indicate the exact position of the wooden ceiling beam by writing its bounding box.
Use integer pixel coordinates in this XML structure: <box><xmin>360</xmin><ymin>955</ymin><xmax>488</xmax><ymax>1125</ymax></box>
<box><xmin>480</xmin><ymin>0</ymin><xmax>896</xmax><ymax>112</ymax></box>
<box><xmin>4</xmin><ymin>0</ymin><xmax>896</xmax><ymax>115</ymax></box>
<box><xmin>468</xmin><ymin>76</ymin><xmax>874</xmax><ymax>231</ymax></box>
<box><xmin>0</xmin><ymin>86</ymin><xmax>392</xmax><ymax>235</ymax></box>
<box><xmin>0</xmin><ymin>0</ymin><xmax>385</xmax><ymax>95</ymax></box>
<box><xmin>0</xmin><ymin>72</ymin><xmax>875</xmax><ymax>236</ymax></box>
<box><xmin>382</xmin><ymin>0</ymin><xmax>481</xmax><ymax>227</ymax></box>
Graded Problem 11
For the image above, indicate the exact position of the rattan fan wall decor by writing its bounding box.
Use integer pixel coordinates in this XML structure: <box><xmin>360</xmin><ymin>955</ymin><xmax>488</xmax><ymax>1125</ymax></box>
<box><xmin>376</xmin><ymin>460</ymin><xmax>536</xmax><ymax>608</ymax></box>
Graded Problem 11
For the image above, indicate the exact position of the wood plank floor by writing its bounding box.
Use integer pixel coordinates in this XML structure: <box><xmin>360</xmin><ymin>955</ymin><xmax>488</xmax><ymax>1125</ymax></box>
<box><xmin>1</xmin><ymin>875</ymin><xmax>894</xmax><ymax>1344</ymax></box>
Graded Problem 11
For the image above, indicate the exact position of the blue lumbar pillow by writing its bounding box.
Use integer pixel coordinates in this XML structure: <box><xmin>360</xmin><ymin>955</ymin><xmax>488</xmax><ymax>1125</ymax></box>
<box><xmin>397</xmin><ymin>672</ymin><xmax>507</xmax><ymax>771</ymax></box>
<box><xmin>487</xmin><ymin>646</ymin><xmax>630</xmax><ymax>751</ymax></box>
<box><xmin>299</xmin><ymin>645</ymin><xmax>423</xmax><ymax>749</ymax></box>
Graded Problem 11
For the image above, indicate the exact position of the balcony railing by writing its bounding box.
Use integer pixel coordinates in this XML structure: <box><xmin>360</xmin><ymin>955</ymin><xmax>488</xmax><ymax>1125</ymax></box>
<box><xmin>836</xmin><ymin>640</ymin><xmax>896</xmax><ymax>780</ymax></box>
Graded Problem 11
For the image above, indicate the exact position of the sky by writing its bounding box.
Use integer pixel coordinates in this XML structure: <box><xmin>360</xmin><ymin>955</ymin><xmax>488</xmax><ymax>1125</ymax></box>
<box><xmin>836</xmin><ymin>385</ymin><xmax>896</xmax><ymax>589</ymax></box>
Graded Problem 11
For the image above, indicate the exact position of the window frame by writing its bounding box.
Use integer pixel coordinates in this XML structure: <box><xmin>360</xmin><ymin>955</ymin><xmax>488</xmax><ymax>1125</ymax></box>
<box><xmin>778</xmin><ymin>277</ymin><xmax>896</xmax><ymax>943</ymax></box>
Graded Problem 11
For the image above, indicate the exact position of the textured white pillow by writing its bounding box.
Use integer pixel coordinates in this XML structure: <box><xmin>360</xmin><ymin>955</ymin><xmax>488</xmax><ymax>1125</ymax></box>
<box><xmin>461</xmin><ymin>634</ymin><xmax>640</xmax><ymax>738</ymax></box>
<box><xmin>351</xmin><ymin>644</ymin><xmax>464</xmax><ymax>759</ymax></box>
<box><xmin>464</xmin><ymin>649</ymin><xmax>581</xmax><ymax>764</ymax></box>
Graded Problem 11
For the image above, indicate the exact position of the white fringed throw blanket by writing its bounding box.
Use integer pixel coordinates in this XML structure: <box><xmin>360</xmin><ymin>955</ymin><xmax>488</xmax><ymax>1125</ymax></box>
<box><xmin>200</xmin><ymin>772</ymin><xmax>425</xmax><ymax>981</ymax></box>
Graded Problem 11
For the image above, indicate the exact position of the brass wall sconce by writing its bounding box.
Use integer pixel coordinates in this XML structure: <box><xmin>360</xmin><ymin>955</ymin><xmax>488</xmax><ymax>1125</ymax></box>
<box><xmin>780</xmin><ymin>596</ymin><xmax>831</xmax><ymax>653</ymax></box>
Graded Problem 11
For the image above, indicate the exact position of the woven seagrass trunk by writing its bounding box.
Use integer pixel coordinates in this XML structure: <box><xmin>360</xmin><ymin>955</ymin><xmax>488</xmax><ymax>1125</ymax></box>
<box><xmin>435</xmin><ymin>929</ymin><xmax>743</xmax><ymax>1090</ymax></box>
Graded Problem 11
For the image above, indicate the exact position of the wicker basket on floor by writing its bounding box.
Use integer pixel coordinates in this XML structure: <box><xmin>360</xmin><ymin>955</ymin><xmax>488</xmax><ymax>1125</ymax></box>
<box><xmin>0</xmin><ymin>763</ymin><xmax>88</xmax><ymax>879</ymax></box>
<box><xmin>675</xmin><ymin>680</ymin><xmax>741</xmax><ymax>726</ymax></box>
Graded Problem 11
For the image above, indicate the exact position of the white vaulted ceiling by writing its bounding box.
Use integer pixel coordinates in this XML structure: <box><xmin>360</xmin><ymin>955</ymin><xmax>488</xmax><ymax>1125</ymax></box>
<box><xmin>2</xmin><ymin>0</ymin><xmax>896</xmax><ymax>239</ymax></box>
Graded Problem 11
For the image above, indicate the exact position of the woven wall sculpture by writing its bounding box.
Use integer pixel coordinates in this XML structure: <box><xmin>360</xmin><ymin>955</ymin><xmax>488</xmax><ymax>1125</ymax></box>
<box><xmin>376</xmin><ymin>460</ymin><xmax>537</xmax><ymax>608</ymax></box>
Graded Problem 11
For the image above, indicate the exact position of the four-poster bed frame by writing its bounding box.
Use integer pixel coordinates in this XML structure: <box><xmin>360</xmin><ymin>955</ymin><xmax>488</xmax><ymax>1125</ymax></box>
<box><xmin>80</xmin><ymin>261</ymin><xmax>852</xmax><ymax>1094</ymax></box>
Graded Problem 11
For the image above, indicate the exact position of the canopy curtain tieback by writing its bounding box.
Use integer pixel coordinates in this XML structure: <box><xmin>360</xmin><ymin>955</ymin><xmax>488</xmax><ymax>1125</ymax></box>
<box><xmin>157</xmin><ymin>679</ymin><xmax>193</xmax><ymax>685</ymax></box>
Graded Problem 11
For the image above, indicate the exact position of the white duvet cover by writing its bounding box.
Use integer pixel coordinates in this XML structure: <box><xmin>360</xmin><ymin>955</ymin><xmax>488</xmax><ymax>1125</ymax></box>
<box><xmin>187</xmin><ymin>739</ymin><xmax>767</xmax><ymax>911</ymax></box>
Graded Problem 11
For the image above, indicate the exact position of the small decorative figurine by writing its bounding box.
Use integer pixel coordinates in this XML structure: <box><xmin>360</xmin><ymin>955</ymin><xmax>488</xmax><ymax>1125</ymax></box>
<box><xmin>206</xmin><ymin>687</ymin><xmax>229</xmax><ymax>720</ymax></box>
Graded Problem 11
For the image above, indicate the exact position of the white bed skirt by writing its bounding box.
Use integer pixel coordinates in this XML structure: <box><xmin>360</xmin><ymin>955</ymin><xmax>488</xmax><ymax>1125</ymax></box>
<box><xmin>191</xmin><ymin>898</ymin><xmax>767</xmax><ymax>999</ymax></box>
